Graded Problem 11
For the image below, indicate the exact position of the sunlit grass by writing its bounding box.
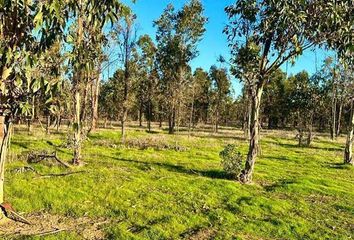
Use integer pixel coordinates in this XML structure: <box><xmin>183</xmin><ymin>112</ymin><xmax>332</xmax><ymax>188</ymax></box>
<box><xmin>3</xmin><ymin>124</ymin><xmax>353</xmax><ymax>239</ymax></box>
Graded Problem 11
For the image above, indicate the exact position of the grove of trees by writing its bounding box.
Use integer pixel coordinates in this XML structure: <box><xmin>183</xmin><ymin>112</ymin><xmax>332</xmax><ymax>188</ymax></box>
<box><xmin>0</xmin><ymin>0</ymin><xmax>352</xmax><ymax>221</ymax></box>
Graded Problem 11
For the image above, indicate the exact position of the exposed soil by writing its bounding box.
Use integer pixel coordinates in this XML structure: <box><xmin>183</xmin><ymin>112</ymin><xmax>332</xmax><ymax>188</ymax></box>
<box><xmin>188</xmin><ymin>228</ymin><xmax>216</xmax><ymax>240</ymax></box>
<box><xmin>0</xmin><ymin>212</ymin><xmax>116</xmax><ymax>239</ymax></box>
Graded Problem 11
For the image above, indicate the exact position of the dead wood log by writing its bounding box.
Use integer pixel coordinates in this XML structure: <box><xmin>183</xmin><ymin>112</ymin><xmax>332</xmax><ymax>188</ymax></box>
<box><xmin>27</xmin><ymin>151</ymin><xmax>71</xmax><ymax>168</ymax></box>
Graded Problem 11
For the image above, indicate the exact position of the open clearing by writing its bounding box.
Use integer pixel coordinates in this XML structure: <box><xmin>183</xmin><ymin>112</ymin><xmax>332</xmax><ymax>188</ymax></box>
<box><xmin>1</xmin><ymin>125</ymin><xmax>353</xmax><ymax>239</ymax></box>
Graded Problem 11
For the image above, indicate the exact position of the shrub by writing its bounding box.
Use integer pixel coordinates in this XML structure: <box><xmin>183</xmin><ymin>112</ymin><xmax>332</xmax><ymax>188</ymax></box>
<box><xmin>219</xmin><ymin>144</ymin><xmax>243</xmax><ymax>179</ymax></box>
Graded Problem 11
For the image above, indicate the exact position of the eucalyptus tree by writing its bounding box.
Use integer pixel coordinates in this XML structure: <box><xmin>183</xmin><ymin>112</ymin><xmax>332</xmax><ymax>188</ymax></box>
<box><xmin>319</xmin><ymin>57</ymin><xmax>341</xmax><ymax>140</ymax></box>
<box><xmin>287</xmin><ymin>71</ymin><xmax>325</xmax><ymax>146</ymax></box>
<box><xmin>262</xmin><ymin>69</ymin><xmax>287</xmax><ymax>129</ymax></box>
<box><xmin>31</xmin><ymin>41</ymin><xmax>65</xmax><ymax>134</ymax></box>
<box><xmin>192</xmin><ymin>68</ymin><xmax>211</xmax><ymax>126</ymax></box>
<box><xmin>0</xmin><ymin>0</ymin><xmax>67</xmax><ymax>211</ymax></box>
<box><xmin>209</xmin><ymin>66</ymin><xmax>231</xmax><ymax>133</ymax></box>
<box><xmin>154</xmin><ymin>0</ymin><xmax>207</xmax><ymax>134</ymax></box>
<box><xmin>315</xmin><ymin>1</ymin><xmax>353</xmax><ymax>164</ymax></box>
<box><xmin>343</xmin><ymin>63</ymin><xmax>354</xmax><ymax>165</ymax></box>
<box><xmin>137</xmin><ymin>35</ymin><xmax>158</xmax><ymax>132</ymax></box>
<box><xmin>99</xmin><ymin>72</ymin><xmax>123</xmax><ymax>127</ymax></box>
<box><xmin>301</xmin><ymin>0</ymin><xmax>354</xmax><ymax>162</ymax></box>
<box><xmin>224</xmin><ymin>0</ymin><xmax>350</xmax><ymax>183</ymax></box>
<box><xmin>66</xmin><ymin>0</ymin><xmax>126</xmax><ymax>164</ymax></box>
<box><xmin>110</xmin><ymin>13</ymin><xmax>138</xmax><ymax>143</ymax></box>
<box><xmin>88</xmin><ymin>29</ymin><xmax>109</xmax><ymax>132</ymax></box>
<box><xmin>341</xmin><ymin>58</ymin><xmax>354</xmax><ymax>166</ymax></box>
<box><xmin>50</xmin><ymin>80</ymin><xmax>72</xmax><ymax>132</ymax></box>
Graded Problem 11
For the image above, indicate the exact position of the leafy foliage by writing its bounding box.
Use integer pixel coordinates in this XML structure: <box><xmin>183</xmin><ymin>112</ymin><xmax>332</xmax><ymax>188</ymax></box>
<box><xmin>219</xmin><ymin>144</ymin><xmax>243</xmax><ymax>178</ymax></box>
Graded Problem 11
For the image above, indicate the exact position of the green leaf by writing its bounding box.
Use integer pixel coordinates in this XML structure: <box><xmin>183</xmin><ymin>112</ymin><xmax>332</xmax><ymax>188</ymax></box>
<box><xmin>31</xmin><ymin>80</ymin><xmax>41</xmax><ymax>93</ymax></box>
<box><xmin>2</xmin><ymin>67</ymin><xmax>12</xmax><ymax>80</ymax></box>
<box><xmin>45</xmin><ymin>97</ymin><xmax>53</xmax><ymax>105</ymax></box>
<box><xmin>34</xmin><ymin>10</ymin><xmax>44</xmax><ymax>32</ymax></box>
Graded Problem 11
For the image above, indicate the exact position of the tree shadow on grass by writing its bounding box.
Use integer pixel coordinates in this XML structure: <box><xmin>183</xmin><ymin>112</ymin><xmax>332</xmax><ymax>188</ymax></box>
<box><xmin>275</xmin><ymin>142</ymin><xmax>342</xmax><ymax>152</ymax></box>
<box><xmin>326</xmin><ymin>162</ymin><xmax>352</xmax><ymax>170</ymax></box>
<box><xmin>145</xmin><ymin>130</ymin><xmax>160</xmax><ymax>134</ymax></box>
<box><xmin>108</xmin><ymin>156</ymin><xmax>233</xmax><ymax>180</ymax></box>
<box><xmin>263</xmin><ymin>179</ymin><xmax>297</xmax><ymax>192</ymax></box>
<box><xmin>262</xmin><ymin>156</ymin><xmax>291</xmax><ymax>162</ymax></box>
<box><xmin>194</xmin><ymin>135</ymin><xmax>246</xmax><ymax>141</ymax></box>
<box><xmin>11</xmin><ymin>141</ymin><xmax>30</xmax><ymax>150</ymax></box>
<box><xmin>236</xmin><ymin>196</ymin><xmax>253</xmax><ymax>205</ymax></box>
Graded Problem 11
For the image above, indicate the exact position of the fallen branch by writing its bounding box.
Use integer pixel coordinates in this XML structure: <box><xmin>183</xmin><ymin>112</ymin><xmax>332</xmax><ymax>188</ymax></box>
<box><xmin>27</xmin><ymin>151</ymin><xmax>71</xmax><ymax>168</ymax></box>
<box><xmin>34</xmin><ymin>171</ymin><xmax>86</xmax><ymax>179</ymax></box>
<box><xmin>0</xmin><ymin>203</ymin><xmax>31</xmax><ymax>225</ymax></box>
<box><xmin>35</xmin><ymin>228</ymin><xmax>66</xmax><ymax>237</ymax></box>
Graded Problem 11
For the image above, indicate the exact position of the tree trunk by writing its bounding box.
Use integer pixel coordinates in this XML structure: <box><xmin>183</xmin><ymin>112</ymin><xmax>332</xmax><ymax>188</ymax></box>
<box><xmin>176</xmin><ymin>101</ymin><xmax>180</xmax><ymax>133</ymax></box>
<box><xmin>27</xmin><ymin>119</ymin><xmax>32</xmax><ymax>133</ymax></box>
<box><xmin>244</xmin><ymin>96</ymin><xmax>252</xmax><ymax>140</ymax></box>
<box><xmin>91</xmin><ymin>75</ymin><xmax>100</xmax><ymax>131</ymax></box>
<box><xmin>306</xmin><ymin>112</ymin><xmax>314</xmax><ymax>146</ymax></box>
<box><xmin>331</xmin><ymin>77</ymin><xmax>337</xmax><ymax>140</ymax></box>
<box><xmin>72</xmin><ymin>90</ymin><xmax>82</xmax><ymax>165</ymax></box>
<box><xmin>72</xmin><ymin>0</ymin><xmax>83</xmax><ymax>165</ymax></box>
<box><xmin>297</xmin><ymin>128</ymin><xmax>304</xmax><ymax>147</ymax></box>
<box><xmin>215</xmin><ymin>98</ymin><xmax>220</xmax><ymax>134</ymax></box>
<box><xmin>336</xmin><ymin>100</ymin><xmax>343</xmax><ymax>137</ymax></box>
<box><xmin>189</xmin><ymin>100</ymin><xmax>194</xmax><ymax>133</ymax></box>
<box><xmin>306</xmin><ymin>127</ymin><xmax>313</xmax><ymax>146</ymax></box>
<box><xmin>147</xmin><ymin>101</ymin><xmax>152</xmax><ymax>133</ymax></box>
<box><xmin>121</xmin><ymin>98</ymin><xmax>128</xmax><ymax>143</ymax></box>
<box><xmin>240</xmin><ymin>84</ymin><xmax>264</xmax><ymax>184</ymax></box>
<box><xmin>168</xmin><ymin>108</ymin><xmax>175</xmax><ymax>134</ymax></box>
<box><xmin>46</xmin><ymin>115</ymin><xmax>50</xmax><ymax>135</ymax></box>
<box><xmin>159</xmin><ymin>116</ymin><xmax>162</xmax><ymax>128</ymax></box>
<box><xmin>139</xmin><ymin>103</ymin><xmax>143</xmax><ymax>127</ymax></box>
<box><xmin>0</xmin><ymin>116</ymin><xmax>12</xmax><ymax>204</ymax></box>
<box><xmin>80</xmin><ymin>82</ymin><xmax>89</xmax><ymax>127</ymax></box>
<box><xmin>344</xmin><ymin>98</ymin><xmax>354</xmax><ymax>165</ymax></box>
<box><xmin>121</xmin><ymin>112</ymin><xmax>127</xmax><ymax>144</ymax></box>
<box><xmin>56</xmin><ymin>114</ymin><xmax>61</xmax><ymax>132</ymax></box>
<box><xmin>27</xmin><ymin>96</ymin><xmax>35</xmax><ymax>133</ymax></box>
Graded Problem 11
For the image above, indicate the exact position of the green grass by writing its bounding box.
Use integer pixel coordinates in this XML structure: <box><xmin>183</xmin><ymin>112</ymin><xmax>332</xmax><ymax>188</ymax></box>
<box><xmin>3</xmin><ymin>125</ymin><xmax>354</xmax><ymax>239</ymax></box>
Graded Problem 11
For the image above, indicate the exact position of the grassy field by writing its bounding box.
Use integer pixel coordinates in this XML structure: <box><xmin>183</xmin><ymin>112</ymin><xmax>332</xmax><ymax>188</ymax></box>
<box><xmin>0</xmin><ymin>124</ymin><xmax>353</xmax><ymax>239</ymax></box>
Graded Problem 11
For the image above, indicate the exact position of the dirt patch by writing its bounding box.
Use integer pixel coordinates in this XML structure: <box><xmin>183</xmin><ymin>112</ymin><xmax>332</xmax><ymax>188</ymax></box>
<box><xmin>0</xmin><ymin>212</ymin><xmax>117</xmax><ymax>239</ymax></box>
<box><xmin>180</xmin><ymin>227</ymin><xmax>216</xmax><ymax>240</ymax></box>
<box><xmin>188</xmin><ymin>228</ymin><xmax>216</xmax><ymax>240</ymax></box>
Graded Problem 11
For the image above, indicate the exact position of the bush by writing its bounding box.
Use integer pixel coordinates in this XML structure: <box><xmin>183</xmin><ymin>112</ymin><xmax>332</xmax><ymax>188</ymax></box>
<box><xmin>219</xmin><ymin>144</ymin><xmax>243</xmax><ymax>179</ymax></box>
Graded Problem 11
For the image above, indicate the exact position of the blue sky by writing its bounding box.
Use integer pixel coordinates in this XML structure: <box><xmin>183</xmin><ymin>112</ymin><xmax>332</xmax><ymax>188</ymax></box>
<box><xmin>119</xmin><ymin>0</ymin><xmax>333</xmax><ymax>96</ymax></box>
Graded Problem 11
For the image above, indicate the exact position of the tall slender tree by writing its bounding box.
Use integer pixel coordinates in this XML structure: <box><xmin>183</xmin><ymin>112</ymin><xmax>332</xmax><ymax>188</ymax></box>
<box><xmin>154</xmin><ymin>0</ymin><xmax>207</xmax><ymax>134</ymax></box>
<box><xmin>111</xmin><ymin>14</ymin><xmax>138</xmax><ymax>143</ymax></box>
<box><xmin>343</xmin><ymin>63</ymin><xmax>354</xmax><ymax>165</ymax></box>
<box><xmin>192</xmin><ymin>68</ymin><xmax>211</xmax><ymax>126</ymax></box>
<box><xmin>225</xmin><ymin>0</ymin><xmax>350</xmax><ymax>183</ymax></box>
<box><xmin>137</xmin><ymin>35</ymin><xmax>158</xmax><ymax>132</ymax></box>
<box><xmin>0</xmin><ymin>0</ymin><xmax>67</xmax><ymax>216</ymax></box>
<box><xmin>67</xmin><ymin>0</ymin><xmax>126</xmax><ymax>164</ymax></box>
<box><xmin>209</xmin><ymin>66</ymin><xmax>231</xmax><ymax>133</ymax></box>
